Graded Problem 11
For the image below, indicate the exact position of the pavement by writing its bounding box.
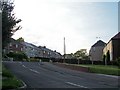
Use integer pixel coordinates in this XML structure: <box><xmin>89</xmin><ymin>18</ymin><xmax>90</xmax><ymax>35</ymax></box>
<box><xmin>2</xmin><ymin>61</ymin><xmax>120</xmax><ymax>89</ymax></box>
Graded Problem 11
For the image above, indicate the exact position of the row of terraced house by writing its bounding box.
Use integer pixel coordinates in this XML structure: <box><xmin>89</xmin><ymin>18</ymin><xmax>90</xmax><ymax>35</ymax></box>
<box><xmin>89</xmin><ymin>32</ymin><xmax>120</xmax><ymax>62</ymax></box>
<box><xmin>4</xmin><ymin>38</ymin><xmax>62</xmax><ymax>59</ymax></box>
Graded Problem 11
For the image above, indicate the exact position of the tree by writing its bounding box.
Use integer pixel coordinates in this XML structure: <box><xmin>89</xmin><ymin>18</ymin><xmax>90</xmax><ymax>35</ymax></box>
<box><xmin>116</xmin><ymin>57</ymin><xmax>120</xmax><ymax>67</ymax></box>
<box><xmin>106</xmin><ymin>50</ymin><xmax>110</xmax><ymax>64</ymax></box>
<box><xmin>74</xmin><ymin>49</ymin><xmax>89</xmax><ymax>60</ymax></box>
<box><xmin>7</xmin><ymin>52</ymin><xmax>28</xmax><ymax>61</ymax></box>
<box><xmin>65</xmin><ymin>53</ymin><xmax>74</xmax><ymax>59</ymax></box>
<box><xmin>17</xmin><ymin>37</ymin><xmax>24</xmax><ymax>42</ymax></box>
<box><xmin>1</xmin><ymin>1</ymin><xmax>22</xmax><ymax>49</ymax></box>
<box><xmin>102</xmin><ymin>54</ymin><xmax>106</xmax><ymax>65</ymax></box>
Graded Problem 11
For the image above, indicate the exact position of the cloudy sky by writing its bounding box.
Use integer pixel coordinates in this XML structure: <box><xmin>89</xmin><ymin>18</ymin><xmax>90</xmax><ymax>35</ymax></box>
<box><xmin>12</xmin><ymin>0</ymin><xmax>118</xmax><ymax>55</ymax></box>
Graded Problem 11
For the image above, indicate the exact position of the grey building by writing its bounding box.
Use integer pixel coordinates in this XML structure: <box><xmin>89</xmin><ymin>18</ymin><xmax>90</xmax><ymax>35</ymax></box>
<box><xmin>21</xmin><ymin>42</ymin><xmax>41</xmax><ymax>58</ymax></box>
<box><xmin>38</xmin><ymin>46</ymin><xmax>62</xmax><ymax>59</ymax></box>
<box><xmin>22</xmin><ymin>42</ymin><xmax>62</xmax><ymax>59</ymax></box>
<box><xmin>89</xmin><ymin>40</ymin><xmax>106</xmax><ymax>61</ymax></box>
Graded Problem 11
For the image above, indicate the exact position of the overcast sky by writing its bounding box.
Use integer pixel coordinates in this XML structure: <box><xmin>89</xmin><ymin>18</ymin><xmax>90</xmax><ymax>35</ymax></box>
<box><xmin>12</xmin><ymin>0</ymin><xmax>118</xmax><ymax>55</ymax></box>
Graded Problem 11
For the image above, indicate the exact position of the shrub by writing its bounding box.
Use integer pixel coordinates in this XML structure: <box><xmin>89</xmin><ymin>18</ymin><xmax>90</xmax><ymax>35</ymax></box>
<box><xmin>7</xmin><ymin>52</ymin><xmax>28</xmax><ymax>61</ymax></box>
<box><xmin>2</xmin><ymin>65</ymin><xmax>13</xmax><ymax>78</ymax></box>
<box><xmin>116</xmin><ymin>57</ymin><xmax>120</xmax><ymax>67</ymax></box>
<box><xmin>29</xmin><ymin>58</ymin><xmax>40</xmax><ymax>62</ymax></box>
<box><xmin>42</xmin><ymin>58</ymin><xmax>49</xmax><ymax>62</ymax></box>
<box><xmin>102</xmin><ymin>54</ymin><xmax>106</xmax><ymax>65</ymax></box>
<box><xmin>106</xmin><ymin>50</ymin><xmax>110</xmax><ymax>64</ymax></box>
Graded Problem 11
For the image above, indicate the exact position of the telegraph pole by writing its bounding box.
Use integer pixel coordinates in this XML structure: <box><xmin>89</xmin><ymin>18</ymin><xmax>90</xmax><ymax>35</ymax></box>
<box><xmin>63</xmin><ymin>37</ymin><xmax>66</xmax><ymax>63</ymax></box>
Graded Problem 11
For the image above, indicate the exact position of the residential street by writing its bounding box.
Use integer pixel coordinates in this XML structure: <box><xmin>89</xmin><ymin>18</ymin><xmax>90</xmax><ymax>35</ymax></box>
<box><xmin>3</xmin><ymin>61</ymin><xmax>119</xmax><ymax>89</ymax></box>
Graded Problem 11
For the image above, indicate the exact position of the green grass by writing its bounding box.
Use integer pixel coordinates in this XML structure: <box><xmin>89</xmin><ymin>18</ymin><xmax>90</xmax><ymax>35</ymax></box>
<box><xmin>62</xmin><ymin>63</ymin><xmax>120</xmax><ymax>76</ymax></box>
<box><xmin>2</xmin><ymin>65</ymin><xmax>23</xmax><ymax>89</ymax></box>
<box><xmin>78</xmin><ymin>64</ymin><xmax>119</xmax><ymax>69</ymax></box>
<box><xmin>2</xmin><ymin>77</ymin><xmax>23</xmax><ymax>89</ymax></box>
<box><xmin>2</xmin><ymin>66</ymin><xmax>14</xmax><ymax>78</ymax></box>
<box><xmin>89</xmin><ymin>66</ymin><xmax>120</xmax><ymax>76</ymax></box>
<box><xmin>86</xmin><ymin>65</ymin><xmax>120</xmax><ymax>76</ymax></box>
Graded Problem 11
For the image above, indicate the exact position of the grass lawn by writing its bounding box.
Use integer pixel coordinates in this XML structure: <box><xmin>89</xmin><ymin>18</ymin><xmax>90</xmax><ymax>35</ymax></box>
<box><xmin>81</xmin><ymin>64</ymin><xmax>119</xmax><ymax>76</ymax></box>
<box><xmin>62</xmin><ymin>63</ymin><xmax>120</xmax><ymax>76</ymax></box>
<box><xmin>2</xmin><ymin>65</ymin><xmax>23</xmax><ymax>89</ymax></box>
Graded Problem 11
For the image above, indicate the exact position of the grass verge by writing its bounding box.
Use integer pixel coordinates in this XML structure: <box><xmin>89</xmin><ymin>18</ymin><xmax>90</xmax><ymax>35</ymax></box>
<box><xmin>88</xmin><ymin>65</ymin><xmax>120</xmax><ymax>76</ymax></box>
<box><xmin>61</xmin><ymin>63</ymin><xmax>120</xmax><ymax>76</ymax></box>
<box><xmin>2</xmin><ymin>65</ymin><xmax>23</xmax><ymax>89</ymax></box>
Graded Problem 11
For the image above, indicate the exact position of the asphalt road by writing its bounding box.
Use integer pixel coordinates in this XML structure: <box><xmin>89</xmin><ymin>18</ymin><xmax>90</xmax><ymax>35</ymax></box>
<box><xmin>3</xmin><ymin>61</ymin><xmax>119</xmax><ymax>89</ymax></box>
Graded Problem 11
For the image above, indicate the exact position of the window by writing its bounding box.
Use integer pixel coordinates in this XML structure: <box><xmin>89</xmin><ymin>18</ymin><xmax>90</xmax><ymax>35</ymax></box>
<box><xmin>16</xmin><ymin>44</ymin><xmax>18</xmax><ymax>48</ymax></box>
<box><xmin>9</xmin><ymin>43</ymin><xmax>12</xmax><ymax>46</ymax></box>
<box><xmin>43</xmin><ymin>51</ymin><xmax>45</xmax><ymax>54</ymax></box>
<box><xmin>93</xmin><ymin>47</ymin><xmax>95</xmax><ymax>52</ymax></box>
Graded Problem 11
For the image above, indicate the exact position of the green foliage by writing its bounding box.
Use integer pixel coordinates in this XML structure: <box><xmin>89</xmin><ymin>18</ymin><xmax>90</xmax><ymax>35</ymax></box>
<box><xmin>73</xmin><ymin>49</ymin><xmax>89</xmax><ymax>60</ymax></box>
<box><xmin>89</xmin><ymin>66</ymin><xmax>120</xmax><ymax>76</ymax></box>
<box><xmin>7</xmin><ymin>52</ymin><xmax>28</xmax><ymax>61</ymax></box>
<box><xmin>1</xmin><ymin>1</ymin><xmax>22</xmax><ymax>49</ymax></box>
<box><xmin>2</xmin><ymin>65</ymin><xmax>23</xmax><ymax>89</ymax></box>
<box><xmin>17</xmin><ymin>37</ymin><xmax>24</xmax><ymax>42</ymax></box>
<box><xmin>106</xmin><ymin>50</ymin><xmax>110</xmax><ymax>64</ymax></box>
<box><xmin>2</xmin><ymin>65</ymin><xmax>13</xmax><ymax>78</ymax></box>
<box><xmin>41</xmin><ymin>58</ymin><xmax>50</xmax><ymax>62</ymax></box>
<box><xmin>65</xmin><ymin>53</ymin><xmax>75</xmax><ymax>59</ymax></box>
<box><xmin>59</xmin><ymin>63</ymin><xmax>120</xmax><ymax>76</ymax></box>
<box><xmin>2</xmin><ymin>78</ymin><xmax>23</xmax><ymax>89</ymax></box>
<box><xmin>29</xmin><ymin>58</ymin><xmax>40</xmax><ymax>62</ymax></box>
<box><xmin>116</xmin><ymin>57</ymin><xmax>120</xmax><ymax>67</ymax></box>
<box><xmin>102</xmin><ymin>54</ymin><xmax>106</xmax><ymax>64</ymax></box>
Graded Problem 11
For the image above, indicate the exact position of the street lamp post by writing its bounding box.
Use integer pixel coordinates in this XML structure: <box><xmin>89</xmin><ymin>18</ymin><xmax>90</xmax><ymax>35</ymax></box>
<box><xmin>63</xmin><ymin>37</ymin><xmax>66</xmax><ymax>63</ymax></box>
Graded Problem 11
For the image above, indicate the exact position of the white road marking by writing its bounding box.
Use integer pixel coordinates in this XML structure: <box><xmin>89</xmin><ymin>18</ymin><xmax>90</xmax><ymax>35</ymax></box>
<box><xmin>22</xmin><ymin>65</ymin><xmax>27</xmax><ymax>68</ymax></box>
<box><xmin>66</xmin><ymin>82</ymin><xmax>88</xmax><ymax>88</ymax></box>
<box><xmin>29</xmin><ymin>69</ymin><xmax>40</xmax><ymax>74</ymax></box>
<box><xmin>21</xmin><ymin>64</ymin><xmax>40</xmax><ymax>74</ymax></box>
<box><xmin>19</xmin><ymin>62</ymin><xmax>22</xmax><ymax>64</ymax></box>
<box><xmin>20</xmin><ymin>80</ymin><xmax>27</xmax><ymax>88</ymax></box>
<box><xmin>38</xmin><ymin>63</ymin><xmax>43</xmax><ymax>65</ymax></box>
<box><xmin>97</xmin><ymin>74</ymin><xmax>119</xmax><ymax>78</ymax></box>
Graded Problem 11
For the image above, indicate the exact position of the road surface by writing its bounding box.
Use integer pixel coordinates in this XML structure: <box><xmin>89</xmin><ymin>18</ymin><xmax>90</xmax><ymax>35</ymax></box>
<box><xmin>3</xmin><ymin>61</ymin><xmax>119</xmax><ymax>89</ymax></box>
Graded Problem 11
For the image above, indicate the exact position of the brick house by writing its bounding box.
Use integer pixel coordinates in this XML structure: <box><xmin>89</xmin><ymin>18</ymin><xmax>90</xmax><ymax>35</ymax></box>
<box><xmin>4</xmin><ymin>38</ymin><xmax>24</xmax><ymax>54</ymax></box>
<box><xmin>103</xmin><ymin>32</ymin><xmax>120</xmax><ymax>61</ymax></box>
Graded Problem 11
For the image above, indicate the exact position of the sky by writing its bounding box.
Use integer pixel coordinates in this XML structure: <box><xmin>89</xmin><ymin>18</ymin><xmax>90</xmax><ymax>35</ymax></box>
<box><xmin>12</xmin><ymin>0</ymin><xmax>118</xmax><ymax>55</ymax></box>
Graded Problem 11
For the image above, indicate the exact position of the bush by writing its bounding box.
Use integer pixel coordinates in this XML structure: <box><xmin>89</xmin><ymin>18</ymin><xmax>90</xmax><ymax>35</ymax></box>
<box><xmin>116</xmin><ymin>57</ymin><xmax>120</xmax><ymax>67</ymax></box>
<box><xmin>2</xmin><ymin>65</ymin><xmax>13</xmax><ymax>78</ymax></box>
<box><xmin>106</xmin><ymin>50</ymin><xmax>110</xmax><ymax>64</ymax></box>
<box><xmin>3</xmin><ymin>78</ymin><xmax>23</xmax><ymax>89</ymax></box>
<box><xmin>102</xmin><ymin>54</ymin><xmax>106</xmax><ymax>65</ymax></box>
<box><xmin>29</xmin><ymin>58</ymin><xmax>40</xmax><ymax>62</ymax></box>
<box><xmin>41</xmin><ymin>58</ymin><xmax>50</xmax><ymax>62</ymax></box>
<box><xmin>7</xmin><ymin>52</ymin><xmax>28</xmax><ymax>61</ymax></box>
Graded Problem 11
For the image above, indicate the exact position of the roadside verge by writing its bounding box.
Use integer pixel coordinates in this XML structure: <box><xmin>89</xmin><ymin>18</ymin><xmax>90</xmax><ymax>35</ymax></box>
<box><xmin>53</xmin><ymin>62</ymin><xmax>120</xmax><ymax>76</ymax></box>
<box><xmin>2</xmin><ymin>65</ymin><xmax>27</xmax><ymax>89</ymax></box>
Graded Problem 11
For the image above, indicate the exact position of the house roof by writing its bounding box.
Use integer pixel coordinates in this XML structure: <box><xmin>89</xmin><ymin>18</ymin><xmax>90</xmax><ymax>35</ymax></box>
<box><xmin>111</xmin><ymin>32</ymin><xmax>120</xmax><ymax>40</ymax></box>
<box><xmin>10</xmin><ymin>38</ymin><xmax>23</xmax><ymax>46</ymax></box>
<box><xmin>92</xmin><ymin>40</ymin><xmax>106</xmax><ymax>47</ymax></box>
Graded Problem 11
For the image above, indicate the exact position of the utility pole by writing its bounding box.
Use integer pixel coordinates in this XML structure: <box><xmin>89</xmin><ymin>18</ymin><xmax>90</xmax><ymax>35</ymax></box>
<box><xmin>63</xmin><ymin>37</ymin><xmax>66</xmax><ymax>63</ymax></box>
